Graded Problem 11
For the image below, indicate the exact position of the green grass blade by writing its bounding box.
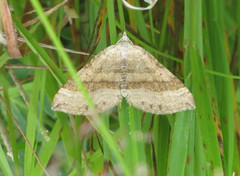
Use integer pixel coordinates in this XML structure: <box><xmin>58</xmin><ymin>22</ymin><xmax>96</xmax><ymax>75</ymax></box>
<box><xmin>0</xmin><ymin>142</ymin><xmax>13</xmax><ymax>176</ymax></box>
<box><xmin>117</xmin><ymin>0</ymin><xmax>126</xmax><ymax>31</ymax></box>
<box><xmin>184</xmin><ymin>0</ymin><xmax>223</xmax><ymax>175</ymax></box>
<box><xmin>193</xmin><ymin>118</ymin><xmax>207</xmax><ymax>176</ymax></box>
<box><xmin>0</xmin><ymin>53</ymin><xmax>9</xmax><ymax>68</ymax></box>
<box><xmin>118</xmin><ymin>99</ymin><xmax>133</xmax><ymax>173</ymax></box>
<box><xmin>148</xmin><ymin>10</ymin><xmax>156</xmax><ymax>45</ymax></box>
<box><xmin>204</xmin><ymin>1</ymin><xmax>235</xmax><ymax>175</ymax></box>
<box><xmin>24</xmin><ymin>68</ymin><xmax>42</xmax><ymax>176</ymax></box>
<box><xmin>0</xmin><ymin>68</ymin><xmax>21</xmax><ymax>176</ymax></box>
<box><xmin>13</xmin><ymin>20</ymin><xmax>65</xmax><ymax>84</ymax></box>
<box><xmin>129</xmin><ymin>107</ymin><xmax>146</xmax><ymax>170</ymax></box>
<box><xmin>107</xmin><ymin>0</ymin><xmax>117</xmax><ymax>44</ymax></box>
<box><xmin>167</xmin><ymin>111</ymin><xmax>193</xmax><ymax>176</ymax></box>
<box><xmin>158</xmin><ymin>0</ymin><xmax>171</xmax><ymax>50</ymax></box>
<box><xmin>205</xmin><ymin>70</ymin><xmax>240</xmax><ymax>80</ymax></box>
<box><xmin>132</xmin><ymin>0</ymin><xmax>150</xmax><ymax>42</ymax></box>
<box><xmin>185</xmin><ymin>114</ymin><xmax>195</xmax><ymax>176</ymax></box>
<box><xmin>33</xmin><ymin>118</ymin><xmax>62</xmax><ymax>176</ymax></box>
<box><xmin>153</xmin><ymin>116</ymin><xmax>170</xmax><ymax>176</ymax></box>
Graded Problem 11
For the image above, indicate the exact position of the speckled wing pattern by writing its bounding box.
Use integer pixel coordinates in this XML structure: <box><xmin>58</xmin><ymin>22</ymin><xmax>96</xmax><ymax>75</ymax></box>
<box><xmin>52</xmin><ymin>32</ymin><xmax>195</xmax><ymax>115</ymax></box>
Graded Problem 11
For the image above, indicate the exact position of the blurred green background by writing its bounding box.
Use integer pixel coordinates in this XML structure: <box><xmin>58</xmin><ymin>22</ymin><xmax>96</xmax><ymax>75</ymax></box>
<box><xmin>0</xmin><ymin>0</ymin><xmax>239</xmax><ymax>175</ymax></box>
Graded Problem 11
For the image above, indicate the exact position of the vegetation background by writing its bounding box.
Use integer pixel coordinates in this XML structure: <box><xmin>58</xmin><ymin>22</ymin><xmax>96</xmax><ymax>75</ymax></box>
<box><xmin>0</xmin><ymin>0</ymin><xmax>239</xmax><ymax>175</ymax></box>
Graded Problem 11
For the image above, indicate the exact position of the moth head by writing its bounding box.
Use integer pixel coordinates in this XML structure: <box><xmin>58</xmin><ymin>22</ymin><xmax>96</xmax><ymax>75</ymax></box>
<box><xmin>116</xmin><ymin>31</ymin><xmax>133</xmax><ymax>45</ymax></box>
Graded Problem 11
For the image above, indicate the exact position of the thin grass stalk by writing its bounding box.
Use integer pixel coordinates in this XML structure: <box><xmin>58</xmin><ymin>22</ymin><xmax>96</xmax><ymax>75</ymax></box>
<box><xmin>56</xmin><ymin>4</ymin><xmax>65</xmax><ymax>71</ymax></box>
<box><xmin>149</xmin><ymin>10</ymin><xmax>156</xmax><ymax>45</ymax></box>
<box><xmin>38</xmin><ymin>69</ymin><xmax>46</xmax><ymax>125</ymax></box>
<box><xmin>237</xmin><ymin>0</ymin><xmax>240</xmax><ymax>172</ymax></box>
<box><xmin>158</xmin><ymin>0</ymin><xmax>171</xmax><ymax>50</ymax></box>
<box><xmin>238</xmin><ymin>0</ymin><xmax>240</xmax><ymax>80</ymax></box>
<box><xmin>117</xmin><ymin>0</ymin><xmax>126</xmax><ymax>31</ymax></box>
<box><xmin>0</xmin><ymin>67</ymin><xmax>21</xmax><ymax>176</ymax></box>
<box><xmin>107</xmin><ymin>0</ymin><xmax>117</xmax><ymax>43</ymax></box>
<box><xmin>132</xmin><ymin>0</ymin><xmax>150</xmax><ymax>42</ymax></box>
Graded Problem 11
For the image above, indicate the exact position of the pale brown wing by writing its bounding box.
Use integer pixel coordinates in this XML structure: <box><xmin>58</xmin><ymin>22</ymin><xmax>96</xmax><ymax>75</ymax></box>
<box><xmin>51</xmin><ymin>45</ymin><xmax>124</xmax><ymax>115</ymax></box>
<box><xmin>124</xmin><ymin>45</ymin><xmax>195</xmax><ymax>114</ymax></box>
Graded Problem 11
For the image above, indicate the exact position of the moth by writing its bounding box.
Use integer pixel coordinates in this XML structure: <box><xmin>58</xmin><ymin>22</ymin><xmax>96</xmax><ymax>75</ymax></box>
<box><xmin>52</xmin><ymin>32</ymin><xmax>195</xmax><ymax>115</ymax></box>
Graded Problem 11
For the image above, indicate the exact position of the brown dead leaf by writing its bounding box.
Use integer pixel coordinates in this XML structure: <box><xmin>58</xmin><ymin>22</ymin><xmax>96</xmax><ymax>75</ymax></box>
<box><xmin>0</xmin><ymin>0</ymin><xmax>22</xmax><ymax>59</ymax></box>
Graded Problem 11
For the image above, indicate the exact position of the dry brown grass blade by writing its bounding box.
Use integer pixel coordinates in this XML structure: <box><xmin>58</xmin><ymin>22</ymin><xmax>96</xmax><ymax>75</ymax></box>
<box><xmin>8</xmin><ymin>69</ymin><xmax>29</xmax><ymax>106</ymax></box>
<box><xmin>5</xmin><ymin>65</ymin><xmax>68</xmax><ymax>70</ymax></box>
<box><xmin>0</xmin><ymin>31</ymin><xmax>90</xmax><ymax>56</ymax></box>
<box><xmin>23</xmin><ymin>0</ymin><xmax>69</xmax><ymax>27</ymax></box>
<box><xmin>0</xmin><ymin>0</ymin><xmax>22</xmax><ymax>58</ymax></box>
